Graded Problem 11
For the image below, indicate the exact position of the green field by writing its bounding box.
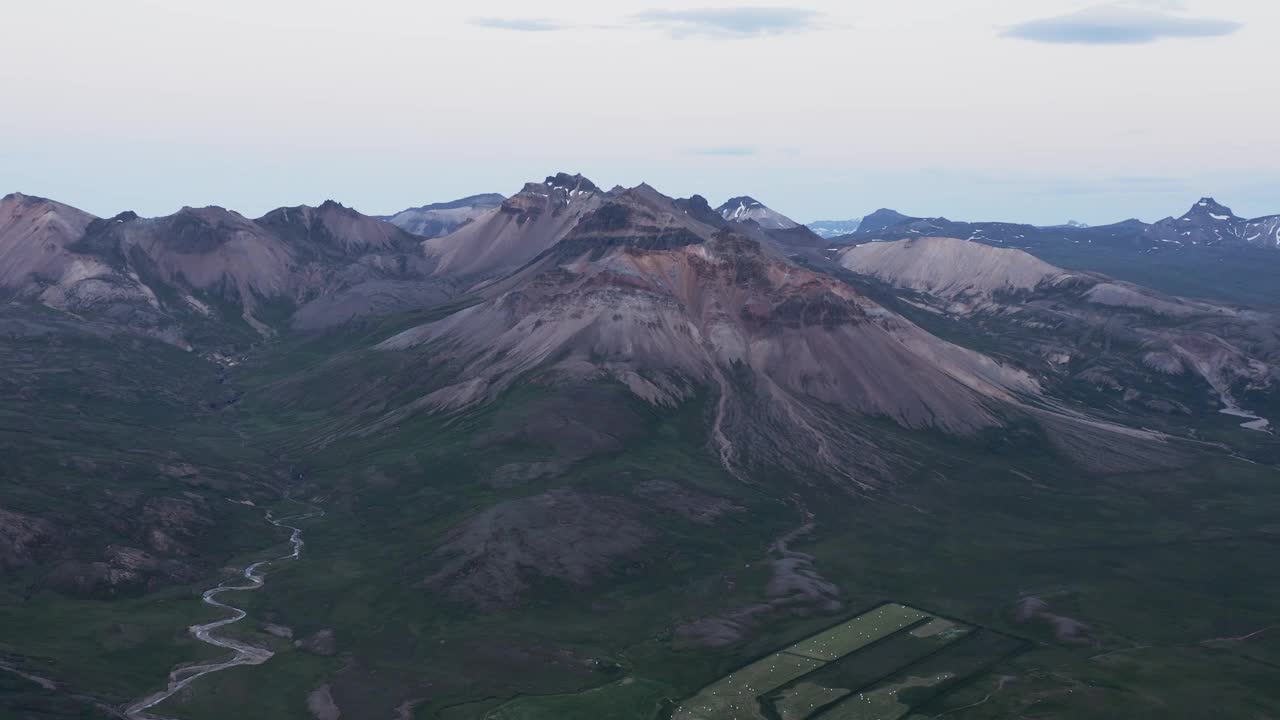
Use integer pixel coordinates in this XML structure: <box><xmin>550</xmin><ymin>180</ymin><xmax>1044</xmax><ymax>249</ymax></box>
<box><xmin>785</xmin><ymin>605</ymin><xmax>929</xmax><ymax>662</ymax></box>
<box><xmin>671</xmin><ymin>605</ymin><xmax>1000</xmax><ymax>720</ymax></box>
<box><xmin>819</xmin><ymin>673</ymin><xmax>954</xmax><ymax>720</ymax></box>
<box><xmin>773</xmin><ymin>682</ymin><xmax>852</xmax><ymax>720</ymax></box>
<box><xmin>673</xmin><ymin>653</ymin><xmax>826</xmax><ymax>720</ymax></box>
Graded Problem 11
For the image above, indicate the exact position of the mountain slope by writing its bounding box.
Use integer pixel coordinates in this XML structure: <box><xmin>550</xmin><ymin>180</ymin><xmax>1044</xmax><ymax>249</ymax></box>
<box><xmin>842</xmin><ymin>235</ymin><xmax>1070</xmax><ymax>298</ymax></box>
<box><xmin>423</xmin><ymin>173</ymin><xmax>603</xmax><ymax>279</ymax></box>
<box><xmin>0</xmin><ymin>193</ymin><xmax>97</xmax><ymax>289</ymax></box>
<box><xmin>0</xmin><ymin>195</ymin><xmax>457</xmax><ymax>341</ymax></box>
<box><xmin>381</xmin><ymin>193</ymin><xmax>505</xmax><ymax>238</ymax></box>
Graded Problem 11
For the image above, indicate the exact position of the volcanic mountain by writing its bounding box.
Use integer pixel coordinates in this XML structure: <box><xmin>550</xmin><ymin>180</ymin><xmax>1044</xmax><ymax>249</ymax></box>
<box><xmin>370</xmin><ymin>184</ymin><xmax>1193</xmax><ymax>483</ymax></box>
<box><xmin>382</xmin><ymin>193</ymin><xmax>505</xmax><ymax>238</ymax></box>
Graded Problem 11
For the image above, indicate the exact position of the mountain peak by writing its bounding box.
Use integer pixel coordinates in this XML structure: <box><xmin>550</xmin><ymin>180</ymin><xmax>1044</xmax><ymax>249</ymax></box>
<box><xmin>1184</xmin><ymin>197</ymin><xmax>1236</xmax><ymax>220</ymax></box>
<box><xmin>718</xmin><ymin>196</ymin><xmax>764</xmax><ymax>212</ymax></box>
<box><xmin>318</xmin><ymin>199</ymin><xmax>352</xmax><ymax>212</ymax></box>
<box><xmin>675</xmin><ymin>195</ymin><xmax>727</xmax><ymax>228</ymax></box>
<box><xmin>857</xmin><ymin>208</ymin><xmax>917</xmax><ymax>234</ymax></box>
<box><xmin>716</xmin><ymin>196</ymin><xmax>798</xmax><ymax>230</ymax></box>
<box><xmin>544</xmin><ymin>172</ymin><xmax>599</xmax><ymax>194</ymax></box>
<box><xmin>1</xmin><ymin>191</ymin><xmax>62</xmax><ymax>209</ymax></box>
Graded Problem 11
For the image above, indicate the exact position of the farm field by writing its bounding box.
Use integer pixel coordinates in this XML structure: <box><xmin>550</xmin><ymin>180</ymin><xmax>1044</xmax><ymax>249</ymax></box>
<box><xmin>670</xmin><ymin>604</ymin><xmax>1025</xmax><ymax>720</ymax></box>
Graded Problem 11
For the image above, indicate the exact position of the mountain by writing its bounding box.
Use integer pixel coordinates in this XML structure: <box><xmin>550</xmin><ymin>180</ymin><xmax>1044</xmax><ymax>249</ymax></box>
<box><xmin>834</xmin><ymin>199</ymin><xmax>1280</xmax><ymax>306</ymax></box>
<box><xmin>839</xmin><ymin>236</ymin><xmax>1279</xmax><ymax>423</ymax></box>
<box><xmin>422</xmin><ymin>173</ymin><xmax>604</xmax><ymax>279</ymax></box>
<box><xmin>807</xmin><ymin>218</ymin><xmax>862</xmax><ymax>239</ymax></box>
<box><xmin>366</xmin><ymin>183</ymin><xmax>1185</xmax><ymax>485</ymax></box>
<box><xmin>855</xmin><ymin>208</ymin><xmax>916</xmax><ymax>234</ymax></box>
<box><xmin>381</xmin><ymin>193</ymin><xmax>505</xmax><ymax>238</ymax></box>
<box><xmin>715</xmin><ymin>196</ymin><xmax>800</xmax><ymax>231</ymax></box>
<box><xmin>843</xmin><ymin>198</ymin><xmax>1280</xmax><ymax>251</ymax></box>
<box><xmin>0</xmin><ymin>193</ymin><xmax>97</xmax><ymax>290</ymax></box>
<box><xmin>0</xmin><ymin>193</ymin><xmax>454</xmax><ymax>342</ymax></box>
<box><xmin>1145</xmin><ymin>197</ymin><xmax>1280</xmax><ymax>248</ymax></box>
<box><xmin>841</xmin><ymin>234</ymin><xmax>1067</xmax><ymax>298</ymax></box>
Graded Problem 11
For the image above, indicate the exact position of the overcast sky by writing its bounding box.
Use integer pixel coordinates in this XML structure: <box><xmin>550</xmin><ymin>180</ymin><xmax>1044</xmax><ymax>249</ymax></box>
<box><xmin>2</xmin><ymin>0</ymin><xmax>1276</xmax><ymax>224</ymax></box>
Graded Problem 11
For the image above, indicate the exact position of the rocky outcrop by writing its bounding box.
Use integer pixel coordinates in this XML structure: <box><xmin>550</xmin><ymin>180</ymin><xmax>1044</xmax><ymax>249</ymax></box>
<box><xmin>0</xmin><ymin>508</ymin><xmax>55</xmax><ymax>573</ymax></box>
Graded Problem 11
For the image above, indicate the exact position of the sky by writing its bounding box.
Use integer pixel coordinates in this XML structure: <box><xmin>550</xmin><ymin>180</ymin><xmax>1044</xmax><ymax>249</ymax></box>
<box><xmin>2</xmin><ymin>0</ymin><xmax>1277</xmax><ymax>225</ymax></box>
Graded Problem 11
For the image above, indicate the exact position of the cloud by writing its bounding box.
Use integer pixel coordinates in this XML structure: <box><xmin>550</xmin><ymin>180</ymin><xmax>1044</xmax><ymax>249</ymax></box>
<box><xmin>689</xmin><ymin>145</ymin><xmax>758</xmax><ymax>156</ymax></box>
<box><xmin>1004</xmin><ymin>4</ymin><xmax>1241</xmax><ymax>45</ymax></box>
<box><xmin>633</xmin><ymin>7</ymin><xmax>822</xmax><ymax>38</ymax></box>
<box><xmin>469</xmin><ymin>17</ymin><xmax>566</xmax><ymax>32</ymax></box>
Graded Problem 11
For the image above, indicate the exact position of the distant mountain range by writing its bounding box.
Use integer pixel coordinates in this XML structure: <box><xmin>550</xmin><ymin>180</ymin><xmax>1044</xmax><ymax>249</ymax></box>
<box><xmin>819</xmin><ymin>197</ymin><xmax>1280</xmax><ymax>251</ymax></box>
<box><xmin>6</xmin><ymin>184</ymin><xmax>1278</xmax><ymax>354</ymax></box>
<box><xmin>0</xmin><ymin>192</ymin><xmax>454</xmax><ymax>341</ymax></box>
<box><xmin>808</xmin><ymin>219</ymin><xmax>862</xmax><ymax>239</ymax></box>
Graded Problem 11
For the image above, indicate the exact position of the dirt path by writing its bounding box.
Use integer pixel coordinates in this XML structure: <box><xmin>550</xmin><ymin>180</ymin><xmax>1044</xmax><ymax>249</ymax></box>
<box><xmin>0</xmin><ymin>660</ymin><xmax>58</xmax><ymax>691</ymax></box>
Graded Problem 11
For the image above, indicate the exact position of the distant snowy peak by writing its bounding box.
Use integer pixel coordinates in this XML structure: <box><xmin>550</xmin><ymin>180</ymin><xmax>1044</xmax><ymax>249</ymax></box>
<box><xmin>1145</xmin><ymin>198</ymin><xmax>1258</xmax><ymax>247</ymax></box>
<box><xmin>715</xmin><ymin>196</ymin><xmax>799</xmax><ymax>230</ymax></box>
<box><xmin>506</xmin><ymin>173</ymin><xmax>601</xmax><ymax>212</ymax></box>
<box><xmin>542</xmin><ymin>173</ymin><xmax>600</xmax><ymax>196</ymax></box>
<box><xmin>1183</xmin><ymin>197</ymin><xmax>1237</xmax><ymax>221</ymax></box>
<box><xmin>1036</xmin><ymin>220</ymin><xmax>1090</xmax><ymax>230</ymax></box>
<box><xmin>808</xmin><ymin>218</ymin><xmax>863</xmax><ymax>239</ymax></box>
<box><xmin>842</xmin><ymin>198</ymin><xmax>1279</xmax><ymax>251</ymax></box>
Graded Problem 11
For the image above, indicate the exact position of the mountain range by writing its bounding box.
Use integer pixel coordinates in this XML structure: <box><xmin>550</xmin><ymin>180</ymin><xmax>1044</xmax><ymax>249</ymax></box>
<box><xmin>814</xmin><ymin>197</ymin><xmax>1280</xmax><ymax>250</ymax></box>
<box><xmin>2</xmin><ymin>175</ymin><xmax>1279</xmax><ymax>720</ymax></box>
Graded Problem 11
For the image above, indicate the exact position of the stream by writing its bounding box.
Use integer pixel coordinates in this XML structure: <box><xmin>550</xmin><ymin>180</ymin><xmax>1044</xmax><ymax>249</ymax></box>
<box><xmin>124</xmin><ymin>500</ymin><xmax>321</xmax><ymax>719</ymax></box>
<box><xmin>1220</xmin><ymin>406</ymin><xmax>1271</xmax><ymax>432</ymax></box>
